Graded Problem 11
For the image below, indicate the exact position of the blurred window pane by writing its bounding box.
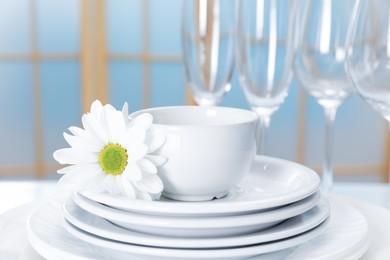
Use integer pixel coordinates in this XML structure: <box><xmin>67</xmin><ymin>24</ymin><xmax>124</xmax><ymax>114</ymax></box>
<box><xmin>107</xmin><ymin>0</ymin><xmax>142</xmax><ymax>54</ymax></box>
<box><xmin>40</xmin><ymin>61</ymin><xmax>81</xmax><ymax>163</ymax></box>
<box><xmin>36</xmin><ymin>0</ymin><xmax>79</xmax><ymax>53</ymax></box>
<box><xmin>108</xmin><ymin>61</ymin><xmax>143</xmax><ymax>112</ymax></box>
<box><xmin>151</xmin><ymin>63</ymin><xmax>185</xmax><ymax>106</ymax></box>
<box><xmin>0</xmin><ymin>61</ymin><xmax>35</xmax><ymax>166</ymax></box>
<box><xmin>149</xmin><ymin>0</ymin><xmax>181</xmax><ymax>55</ymax></box>
<box><xmin>0</xmin><ymin>0</ymin><xmax>30</xmax><ymax>54</ymax></box>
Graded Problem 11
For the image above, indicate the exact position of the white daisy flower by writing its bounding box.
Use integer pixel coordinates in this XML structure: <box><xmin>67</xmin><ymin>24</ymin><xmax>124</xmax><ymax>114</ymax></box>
<box><xmin>53</xmin><ymin>100</ymin><xmax>167</xmax><ymax>200</ymax></box>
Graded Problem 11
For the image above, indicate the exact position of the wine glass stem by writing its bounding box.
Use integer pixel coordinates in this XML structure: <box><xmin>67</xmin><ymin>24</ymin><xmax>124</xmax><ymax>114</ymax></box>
<box><xmin>322</xmin><ymin>106</ymin><xmax>337</xmax><ymax>193</ymax></box>
<box><xmin>257</xmin><ymin>116</ymin><xmax>270</xmax><ymax>155</ymax></box>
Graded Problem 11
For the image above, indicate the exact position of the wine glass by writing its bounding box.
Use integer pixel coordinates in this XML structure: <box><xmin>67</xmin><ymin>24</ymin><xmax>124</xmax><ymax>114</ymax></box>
<box><xmin>181</xmin><ymin>0</ymin><xmax>235</xmax><ymax>106</ymax></box>
<box><xmin>293</xmin><ymin>0</ymin><xmax>356</xmax><ymax>192</ymax></box>
<box><xmin>346</xmin><ymin>0</ymin><xmax>390</xmax><ymax>180</ymax></box>
<box><xmin>236</xmin><ymin>0</ymin><xmax>296</xmax><ymax>154</ymax></box>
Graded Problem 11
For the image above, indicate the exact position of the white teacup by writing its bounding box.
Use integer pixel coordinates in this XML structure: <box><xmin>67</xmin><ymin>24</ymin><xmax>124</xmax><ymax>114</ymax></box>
<box><xmin>130</xmin><ymin>106</ymin><xmax>258</xmax><ymax>201</ymax></box>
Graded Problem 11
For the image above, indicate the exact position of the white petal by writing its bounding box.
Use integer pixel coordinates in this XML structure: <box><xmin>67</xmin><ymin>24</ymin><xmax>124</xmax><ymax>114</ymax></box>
<box><xmin>152</xmin><ymin>192</ymin><xmax>162</xmax><ymax>200</ymax></box>
<box><xmin>117</xmin><ymin>116</ymin><xmax>131</xmax><ymax>145</ymax></box>
<box><xmin>123</xmin><ymin>162</ymin><xmax>142</xmax><ymax>182</ymax></box>
<box><xmin>57</xmin><ymin>165</ymin><xmax>101</xmax><ymax>189</ymax></box>
<box><xmin>82</xmin><ymin>114</ymin><xmax>107</xmax><ymax>145</ymax></box>
<box><xmin>103</xmin><ymin>175</ymin><xmax>118</xmax><ymax>195</ymax></box>
<box><xmin>58</xmin><ymin>163</ymin><xmax>101</xmax><ymax>176</ymax></box>
<box><xmin>136</xmin><ymin>190</ymin><xmax>153</xmax><ymax>201</ymax></box>
<box><xmin>63</xmin><ymin>132</ymin><xmax>102</xmax><ymax>152</ymax></box>
<box><xmin>137</xmin><ymin>174</ymin><xmax>164</xmax><ymax>194</ymax></box>
<box><xmin>63</xmin><ymin>132</ymin><xmax>79</xmax><ymax>147</ymax></box>
<box><xmin>100</xmin><ymin>108</ymin><xmax>114</xmax><ymax>142</ymax></box>
<box><xmin>129</xmin><ymin>113</ymin><xmax>153</xmax><ymax>131</ymax></box>
<box><xmin>145</xmin><ymin>131</ymin><xmax>166</xmax><ymax>153</ymax></box>
<box><xmin>119</xmin><ymin>175</ymin><xmax>136</xmax><ymax>199</ymax></box>
<box><xmin>53</xmin><ymin>148</ymin><xmax>98</xmax><ymax>164</ymax></box>
<box><xmin>122</xmin><ymin>102</ymin><xmax>129</xmax><ymax>123</ymax></box>
<box><xmin>67</xmin><ymin>127</ymin><xmax>104</xmax><ymax>150</ymax></box>
<box><xmin>81</xmin><ymin>114</ymin><xmax>107</xmax><ymax>145</ymax></box>
<box><xmin>123</xmin><ymin>127</ymin><xmax>146</xmax><ymax>148</ymax></box>
<box><xmin>137</xmin><ymin>159</ymin><xmax>157</xmax><ymax>174</ymax></box>
<box><xmin>86</xmin><ymin>171</ymin><xmax>107</xmax><ymax>193</ymax></box>
<box><xmin>127</xmin><ymin>144</ymin><xmax>147</xmax><ymax>161</ymax></box>
<box><xmin>68</xmin><ymin>126</ymin><xmax>85</xmax><ymax>137</ymax></box>
<box><xmin>104</xmin><ymin>103</ymin><xmax>117</xmax><ymax>113</ymax></box>
<box><xmin>145</xmin><ymin>155</ymin><xmax>168</xmax><ymax>167</ymax></box>
<box><xmin>58</xmin><ymin>164</ymin><xmax>86</xmax><ymax>175</ymax></box>
<box><xmin>91</xmin><ymin>100</ymin><xmax>103</xmax><ymax>115</ymax></box>
<box><xmin>114</xmin><ymin>112</ymin><xmax>127</xmax><ymax>144</ymax></box>
<box><xmin>57</xmin><ymin>171</ymin><xmax>85</xmax><ymax>188</ymax></box>
<box><xmin>101</xmin><ymin>108</ymin><xmax>126</xmax><ymax>143</ymax></box>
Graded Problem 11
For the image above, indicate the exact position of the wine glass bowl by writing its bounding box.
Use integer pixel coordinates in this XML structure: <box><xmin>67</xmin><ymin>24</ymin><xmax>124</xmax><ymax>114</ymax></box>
<box><xmin>346</xmin><ymin>0</ymin><xmax>390</xmax><ymax>122</ymax></box>
<box><xmin>293</xmin><ymin>0</ymin><xmax>356</xmax><ymax>192</ymax></box>
<box><xmin>294</xmin><ymin>50</ymin><xmax>353</xmax><ymax>108</ymax></box>
<box><xmin>235</xmin><ymin>0</ymin><xmax>296</xmax><ymax>154</ymax></box>
<box><xmin>182</xmin><ymin>0</ymin><xmax>235</xmax><ymax>106</ymax></box>
<box><xmin>294</xmin><ymin>1</ymin><xmax>355</xmax><ymax>108</ymax></box>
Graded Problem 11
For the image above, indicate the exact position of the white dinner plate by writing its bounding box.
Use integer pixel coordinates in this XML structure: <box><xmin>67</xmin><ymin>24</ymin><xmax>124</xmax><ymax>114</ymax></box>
<box><xmin>338</xmin><ymin>234</ymin><xmax>370</xmax><ymax>260</ymax></box>
<box><xmin>62</xmin><ymin>217</ymin><xmax>328</xmax><ymax>260</ymax></box>
<box><xmin>81</xmin><ymin>155</ymin><xmax>320</xmax><ymax>217</ymax></box>
<box><xmin>63</xmin><ymin>197</ymin><xmax>330</xmax><ymax>249</ymax></box>
<box><xmin>25</xmin><ymin>196</ymin><xmax>373</xmax><ymax>260</ymax></box>
<box><xmin>20</xmin><ymin>244</ymin><xmax>45</xmax><ymax>260</ymax></box>
<box><xmin>26</xmin><ymin>199</ymin><xmax>144</xmax><ymax>260</ymax></box>
<box><xmin>253</xmin><ymin>197</ymin><xmax>370</xmax><ymax>260</ymax></box>
<box><xmin>71</xmin><ymin>191</ymin><xmax>320</xmax><ymax>238</ymax></box>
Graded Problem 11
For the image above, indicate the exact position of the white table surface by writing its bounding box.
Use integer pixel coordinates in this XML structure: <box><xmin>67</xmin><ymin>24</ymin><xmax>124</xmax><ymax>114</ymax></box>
<box><xmin>0</xmin><ymin>181</ymin><xmax>58</xmax><ymax>215</ymax></box>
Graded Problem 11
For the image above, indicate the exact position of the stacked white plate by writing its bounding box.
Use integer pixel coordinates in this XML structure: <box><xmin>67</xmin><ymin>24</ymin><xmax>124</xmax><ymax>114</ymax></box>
<box><xmin>60</xmin><ymin>156</ymin><xmax>332</xmax><ymax>259</ymax></box>
<box><xmin>27</xmin><ymin>156</ymin><xmax>371</xmax><ymax>259</ymax></box>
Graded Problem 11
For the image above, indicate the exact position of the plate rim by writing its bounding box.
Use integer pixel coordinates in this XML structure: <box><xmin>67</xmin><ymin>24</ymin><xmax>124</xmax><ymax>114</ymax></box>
<box><xmin>81</xmin><ymin>155</ymin><xmax>320</xmax><ymax>216</ymax></box>
<box><xmin>63</xmin><ymin>196</ymin><xmax>330</xmax><ymax>248</ymax></box>
<box><xmin>61</xmin><ymin>216</ymin><xmax>329</xmax><ymax>259</ymax></box>
<box><xmin>71</xmin><ymin>191</ymin><xmax>321</xmax><ymax>229</ymax></box>
<box><xmin>286</xmin><ymin>197</ymin><xmax>369</xmax><ymax>259</ymax></box>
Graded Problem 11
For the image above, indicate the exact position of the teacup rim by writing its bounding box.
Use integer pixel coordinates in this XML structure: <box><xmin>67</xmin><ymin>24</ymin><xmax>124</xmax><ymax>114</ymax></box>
<box><xmin>129</xmin><ymin>105</ymin><xmax>259</xmax><ymax>127</ymax></box>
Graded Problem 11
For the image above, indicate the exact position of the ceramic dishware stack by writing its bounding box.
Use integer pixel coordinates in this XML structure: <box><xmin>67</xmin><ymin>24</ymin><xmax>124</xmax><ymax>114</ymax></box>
<box><xmin>56</xmin><ymin>155</ymin><xmax>329</xmax><ymax>259</ymax></box>
<box><xmin>29</xmin><ymin>106</ymin><xmax>335</xmax><ymax>259</ymax></box>
<box><xmin>20</xmin><ymin>106</ymin><xmax>371</xmax><ymax>259</ymax></box>
<box><xmin>24</xmin><ymin>150</ymin><xmax>373</xmax><ymax>259</ymax></box>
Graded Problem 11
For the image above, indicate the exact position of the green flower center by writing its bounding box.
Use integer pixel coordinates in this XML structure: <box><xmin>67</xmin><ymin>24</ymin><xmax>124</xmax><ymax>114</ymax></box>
<box><xmin>99</xmin><ymin>143</ymin><xmax>128</xmax><ymax>175</ymax></box>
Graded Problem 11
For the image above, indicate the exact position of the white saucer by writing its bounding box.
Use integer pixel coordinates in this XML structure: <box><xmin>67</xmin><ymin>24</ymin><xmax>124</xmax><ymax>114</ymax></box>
<box><xmin>63</xmin><ymin>196</ymin><xmax>330</xmax><ymax>248</ymax></box>
<box><xmin>71</xmin><ymin>191</ymin><xmax>320</xmax><ymax>238</ymax></box>
<box><xmin>62</xmin><ymin>217</ymin><xmax>328</xmax><ymax>260</ymax></box>
<box><xmin>81</xmin><ymin>155</ymin><xmax>320</xmax><ymax>217</ymax></box>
